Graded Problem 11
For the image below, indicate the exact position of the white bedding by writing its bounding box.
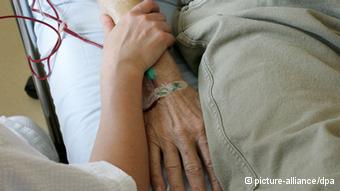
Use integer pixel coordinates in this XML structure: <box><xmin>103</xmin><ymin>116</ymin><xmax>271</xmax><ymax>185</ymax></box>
<box><xmin>30</xmin><ymin>0</ymin><xmax>197</xmax><ymax>163</ymax></box>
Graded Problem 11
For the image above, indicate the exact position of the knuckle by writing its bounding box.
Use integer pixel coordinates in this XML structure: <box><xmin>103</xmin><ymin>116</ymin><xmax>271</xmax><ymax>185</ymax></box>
<box><xmin>184</xmin><ymin>164</ymin><xmax>202</xmax><ymax>175</ymax></box>
<box><xmin>175</xmin><ymin>130</ymin><xmax>194</xmax><ymax>144</ymax></box>
<box><xmin>176</xmin><ymin>137</ymin><xmax>195</xmax><ymax>148</ymax></box>
<box><xmin>204</xmin><ymin>157</ymin><xmax>214</xmax><ymax>170</ymax></box>
<box><xmin>151</xmin><ymin>21</ymin><xmax>159</xmax><ymax>29</ymax></box>
<box><xmin>148</xmin><ymin>1</ymin><xmax>158</xmax><ymax>9</ymax></box>
<box><xmin>197</xmin><ymin>126</ymin><xmax>206</xmax><ymax>137</ymax></box>
<box><xmin>140</xmin><ymin>30</ymin><xmax>148</xmax><ymax>38</ymax></box>
<box><xmin>140</xmin><ymin>14</ymin><xmax>148</xmax><ymax>21</ymax></box>
<box><xmin>176</xmin><ymin>133</ymin><xmax>190</xmax><ymax>143</ymax></box>
<box><xmin>155</xmin><ymin>13</ymin><xmax>165</xmax><ymax>21</ymax></box>
<box><xmin>155</xmin><ymin>32</ymin><xmax>167</xmax><ymax>43</ymax></box>
<box><xmin>145</xmin><ymin>0</ymin><xmax>153</xmax><ymax>7</ymax></box>
<box><xmin>198</xmin><ymin>134</ymin><xmax>208</xmax><ymax>144</ymax></box>
<box><xmin>157</xmin><ymin>31</ymin><xmax>166</xmax><ymax>38</ymax></box>
<box><xmin>173</xmin><ymin>125</ymin><xmax>185</xmax><ymax>134</ymax></box>
<box><xmin>165</xmin><ymin>163</ymin><xmax>181</xmax><ymax>171</ymax></box>
<box><xmin>126</xmin><ymin>12</ymin><xmax>135</xmax><ymax>19</ymax></box>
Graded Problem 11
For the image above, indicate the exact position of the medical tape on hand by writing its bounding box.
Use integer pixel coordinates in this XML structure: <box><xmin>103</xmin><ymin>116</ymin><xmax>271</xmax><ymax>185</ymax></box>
<box><xmin>154</xmin><ymin>81</ymin><xmax>188</xmax><ymax>98</ymax></box>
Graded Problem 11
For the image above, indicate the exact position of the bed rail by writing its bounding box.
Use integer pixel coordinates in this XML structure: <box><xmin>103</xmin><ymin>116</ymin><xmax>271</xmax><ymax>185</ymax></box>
<box><xmin>10</xmin><ymin>0</ymin><xmax>68</xmax><ymax>163</ymax></box>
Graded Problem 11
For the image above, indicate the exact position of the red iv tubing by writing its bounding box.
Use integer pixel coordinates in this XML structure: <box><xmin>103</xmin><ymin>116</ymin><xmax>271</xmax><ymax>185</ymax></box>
<box><xmin>0</xmin><ymin>0</ymin><xmax>104</xmax><ymax>80</ymax></box>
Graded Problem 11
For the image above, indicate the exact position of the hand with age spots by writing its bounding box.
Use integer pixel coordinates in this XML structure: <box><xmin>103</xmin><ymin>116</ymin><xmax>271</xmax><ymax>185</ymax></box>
<box><xmin>145</xmin><ymin>86</ymin><xmax>222</xmax><ymax>191</ymax></box>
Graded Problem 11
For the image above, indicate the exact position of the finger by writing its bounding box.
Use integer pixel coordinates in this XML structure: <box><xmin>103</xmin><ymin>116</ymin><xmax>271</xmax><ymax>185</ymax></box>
<box><xmin>144</xmin><ymin>12</ymin><xmax>166</xmax><ymax>22</ymax></box>
<box><xmin>132</xmin><ymin>0</ymin><xmax>160</xmax><ymax>14</ymax></box>
<box><xmin>100</xmin><ymin>14</ymin><xmax>115</xmax><ymax>37</ymax></box>
<box><xmin>152</xmin><ymin>32</ymin><xmax>175</xmax><ymax>51</ymax></box>
<box><xmin>179</xmin><ymin>142</ymin><xmax>206</xmax><ymax>191</ymax></box>
<box><xmin>163</xmin><ymin>143</ymin><xmax>185</xmax><ymax>191</ymax></box>
<box><xmin>153</xmin><ymin>21</ymin><xmax>172</xmax><ymax>33</ymax></box>
<box><xmin>197</xmin><ymin>135</ymin><xmax>222</xmax><ymax>191</ymax></box>
<box><xmin>149</xmin><ymin>142</ymin><xmax>166</xmax><ymax>191</ymax></box>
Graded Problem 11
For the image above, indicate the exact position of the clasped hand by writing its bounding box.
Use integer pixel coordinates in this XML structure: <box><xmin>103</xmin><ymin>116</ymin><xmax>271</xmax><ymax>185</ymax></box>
<box><xmin>101</xmin><ymin>1</ymin><xmax>221</xmax><ymax>190</ymax></box>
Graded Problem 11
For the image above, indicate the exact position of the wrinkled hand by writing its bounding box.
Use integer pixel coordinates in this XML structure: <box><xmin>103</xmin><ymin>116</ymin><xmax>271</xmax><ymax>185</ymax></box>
<box><xmin>144</xmin><ymin>86</ymin><xmax>221</xmax><ymax>191</ymax></box>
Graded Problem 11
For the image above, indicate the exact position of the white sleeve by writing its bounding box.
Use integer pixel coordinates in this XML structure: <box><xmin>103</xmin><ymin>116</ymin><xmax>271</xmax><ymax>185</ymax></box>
<box><xmin>71</xmin><ymin>161</ymin><xmax>137</xmax><ymax>191</ymax></box>
<box><xmin>0</xmin><ymin>124</ymin><xmax>137</xmax><ymax>191</ymax></box>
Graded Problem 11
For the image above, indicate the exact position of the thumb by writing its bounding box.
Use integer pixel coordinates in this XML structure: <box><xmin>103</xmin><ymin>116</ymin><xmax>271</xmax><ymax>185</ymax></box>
<box><xmin>101</xmin><ymin>14</ymin><xmax>115</xmax><ymax>37</ymax></box>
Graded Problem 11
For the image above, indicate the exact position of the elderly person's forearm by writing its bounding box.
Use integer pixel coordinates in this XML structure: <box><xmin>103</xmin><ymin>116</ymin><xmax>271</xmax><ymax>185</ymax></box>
<box><xmin>96</xmin><ymin>1</ymin><xmax>221</xmax><ymax>190</ymax></box>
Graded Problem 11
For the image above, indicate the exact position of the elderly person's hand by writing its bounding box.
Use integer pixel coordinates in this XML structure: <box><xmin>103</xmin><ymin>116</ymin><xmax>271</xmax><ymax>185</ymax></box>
<box><xmin>100</xmin><ymin>1</ymin><xmax>221</xmax><ymax>190</ymax></box>
<box><xmin>97</xmin><ymin>2</ymin><xmax>174</xmax><ymax>190</ymax></box>
<box><xmin>145</xmin><ymin>86</ymin><xmax>221</xmax><ymax>191</ymax></box>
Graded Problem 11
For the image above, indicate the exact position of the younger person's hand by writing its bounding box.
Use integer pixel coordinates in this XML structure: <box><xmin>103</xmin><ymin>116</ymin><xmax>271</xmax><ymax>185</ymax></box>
<box><xmin>101</xmin><ymin>0</ymin><xmax>175</xmax><ymax>75</ymax></box>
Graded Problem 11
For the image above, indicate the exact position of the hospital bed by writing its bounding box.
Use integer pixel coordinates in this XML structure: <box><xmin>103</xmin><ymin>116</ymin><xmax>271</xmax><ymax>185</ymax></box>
<box><xmin>10</xmin><ymin>0</ymin><xmax>68</xmax><ymax>163</ymax></box>
<box><xmin>7</xmin><ymin>1</ymin><xmax>340</xmax><ymax>190</ymax></box>
<box><xmin>9</xmin><ymin>0</ymin><xmax>197</xmax><ymax>164</ymax></box>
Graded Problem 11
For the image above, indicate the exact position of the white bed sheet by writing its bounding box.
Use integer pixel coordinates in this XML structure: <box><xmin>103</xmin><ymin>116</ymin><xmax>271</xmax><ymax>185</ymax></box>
<box><xmin>30</xmin><ymin>0</ymin><xmax>198</xmax><ymax>163</ymax></box>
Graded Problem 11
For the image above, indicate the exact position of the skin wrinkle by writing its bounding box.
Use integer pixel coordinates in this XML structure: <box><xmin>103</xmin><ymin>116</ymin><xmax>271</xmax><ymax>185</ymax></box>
<box><xmin>164</xmin><ymin>92</ymin><xmax>207</xmax><ymax>190</ymax></box>
<box><xmin>90</xmin><ymin>1</ymin><xmax>180</xmax><ymax>190</ymax></box>
<box><xmin>98</xmin><ymin>0</ymin><xmax>221</xmax><ymax>189</ymax></box>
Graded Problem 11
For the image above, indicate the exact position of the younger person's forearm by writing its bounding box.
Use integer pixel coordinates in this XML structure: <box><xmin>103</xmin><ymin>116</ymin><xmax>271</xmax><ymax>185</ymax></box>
<box><xmin>91</xmin><ymin>64</ymin><xmax>149</xmax><ymax>191</ymax></box>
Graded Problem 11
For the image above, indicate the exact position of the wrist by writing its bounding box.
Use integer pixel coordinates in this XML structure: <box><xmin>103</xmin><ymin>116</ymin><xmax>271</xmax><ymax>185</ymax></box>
<box><xmin>101</xmin><ymin>60</ymin><xmax>145</xmax><ymax>97</ymax></box>
<box><xmin>153</xmin><ymin>68</ymin><xmax>182</xmax><ymax>86</ymax></box>
<box><xmin>100</xmin><ymin>60</ymin><xmax>144</xmax><ymax>111</ymax></box>
<box><xmin>152</xmin><ymin>52</ymin><xmax>183</xmax><ymax>86</ymax></box>
<box><xmin>102</xmin><ymin>59</ymin><xmax>145</xmax><ymax>81</ymax></box>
